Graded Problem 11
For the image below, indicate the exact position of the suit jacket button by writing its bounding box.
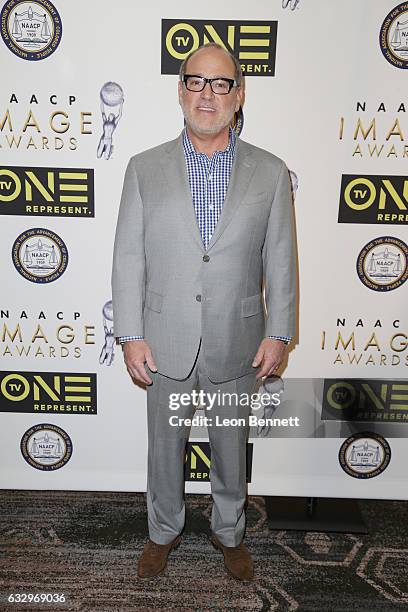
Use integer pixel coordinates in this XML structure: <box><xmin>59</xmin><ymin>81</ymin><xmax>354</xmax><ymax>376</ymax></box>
<box><xmin>196</xmin><ymin>294</ymin><xmax>202</xmax><ymax>302</ymax></box>
<box><xmin>203</xmin><ymin>255</ymin><xmax>210</xmax><ymax>262</ymax></box>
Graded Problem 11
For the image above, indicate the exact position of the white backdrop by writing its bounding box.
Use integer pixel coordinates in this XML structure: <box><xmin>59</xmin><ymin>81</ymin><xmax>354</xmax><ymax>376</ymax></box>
<box><xmin>1</xmin><ymin>0</ymin><xmax>407</xmax><ymax>497</ymax></box>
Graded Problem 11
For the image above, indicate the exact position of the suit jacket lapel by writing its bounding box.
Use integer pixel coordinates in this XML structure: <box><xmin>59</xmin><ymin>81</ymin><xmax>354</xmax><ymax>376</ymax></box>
<box><xmin>206</xmin><ymin>137</ymin><xmax>257</xmax><ymax>252</ymax></box>
<box><xmin>159</xmin><ymin>132</ymin><xmax>258</xmax><ymax>253</ymax></box>
<box><xmin>160</xmin><ymin>133</ymin><xmax>205</xmax><ymax>252</ymax></box>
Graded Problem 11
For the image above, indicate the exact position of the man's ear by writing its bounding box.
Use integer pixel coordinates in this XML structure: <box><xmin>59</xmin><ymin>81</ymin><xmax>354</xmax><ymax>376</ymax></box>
<box><xmin>177</xmin><ymin>80</ymin><xmax>183</xmax><ymax>105</ymax></box>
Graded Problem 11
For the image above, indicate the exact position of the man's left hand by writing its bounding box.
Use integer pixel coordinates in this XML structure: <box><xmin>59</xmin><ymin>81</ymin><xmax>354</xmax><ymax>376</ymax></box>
<box><xmin>252</xmin><ymin>338</ymin><xmax>287</xmax><ymax>379</ymax></box>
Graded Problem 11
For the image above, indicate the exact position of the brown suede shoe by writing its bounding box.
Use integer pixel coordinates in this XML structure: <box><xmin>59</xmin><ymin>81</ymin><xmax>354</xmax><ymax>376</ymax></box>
<box><xmin>137</xmin><ymin>534</ymin><xmax>182</xmax><ymax>579</ymax></box>
<box><xmin>210</xmin><ymin>533</ymin><xmax>254</xmax><ymax>581</ymax></box>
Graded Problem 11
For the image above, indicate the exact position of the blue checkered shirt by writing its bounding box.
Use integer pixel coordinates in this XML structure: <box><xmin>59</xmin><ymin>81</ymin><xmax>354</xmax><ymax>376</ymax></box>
<box><xmin>118</xmin><ymin>127</ymin><xmax>291</xmax><ymax>346</ymax></box>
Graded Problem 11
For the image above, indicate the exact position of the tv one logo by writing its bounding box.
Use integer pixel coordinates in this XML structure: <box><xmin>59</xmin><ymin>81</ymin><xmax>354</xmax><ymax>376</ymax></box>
<box><xmin>322</xmin><ymin>378</ymin><xmax>408</xmax><ymax>423</ymax></box>
<box><xmin>339</xmin><ymin>174</ymin><xmax>408</xmax><ymax>225</ymax></box>
<box><xmin>0</xmin><ymin>166</ymin><xmax>94</xmax><ymax>218</ymax></box>
<box><xmin>184</xmin><ymin>441</ymin><xmax>253</xmax><ymax>481</ymax></box>
<box><xmin>161</xmin><ymin>20</ymin><xmax>278</xmax><ymax>76</ymax></box>
<box><xmin>0</xmin><ymin>371</ymin><xmax>97</xmax><ymax>414</ymax></box>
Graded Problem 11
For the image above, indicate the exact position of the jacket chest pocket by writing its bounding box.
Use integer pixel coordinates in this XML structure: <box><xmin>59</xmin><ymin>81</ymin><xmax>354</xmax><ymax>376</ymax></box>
<box><xmin>241</xmin><ymin>191</ymin><xmax>269</xmax><ymax>206</ymax></box>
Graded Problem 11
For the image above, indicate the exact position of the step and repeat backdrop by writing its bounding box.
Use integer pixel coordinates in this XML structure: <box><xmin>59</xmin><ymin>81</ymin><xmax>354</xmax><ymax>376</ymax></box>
<box><xmin>1</xmin><ymin>0</ymin><xmax>407</xmax><ymax>498</ymax></box>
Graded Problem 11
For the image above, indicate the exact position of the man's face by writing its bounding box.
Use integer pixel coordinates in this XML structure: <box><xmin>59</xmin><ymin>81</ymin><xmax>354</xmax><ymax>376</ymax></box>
<box><xmin>178</xmin><ymin>47</ymin><xmax>242</xmax><ymax>137</ymax></box>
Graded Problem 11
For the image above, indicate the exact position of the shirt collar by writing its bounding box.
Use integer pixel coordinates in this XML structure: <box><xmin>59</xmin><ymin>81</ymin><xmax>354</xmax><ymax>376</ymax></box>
<box><xmin>182</xmin><ymin>126</ymin><xmax>236</xmax><ymax>158</ymax></box>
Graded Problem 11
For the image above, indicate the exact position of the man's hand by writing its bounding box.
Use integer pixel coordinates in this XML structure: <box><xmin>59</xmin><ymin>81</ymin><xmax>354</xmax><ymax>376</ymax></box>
<box><xmin>122</xmin><ymin>340</ymin><xmax>157</xmax><ymax>385</ymax></box>
<box><xmin>252</xmin><ymin>338</ymin><xmax>287</xmax><ymax>379</ymax></box>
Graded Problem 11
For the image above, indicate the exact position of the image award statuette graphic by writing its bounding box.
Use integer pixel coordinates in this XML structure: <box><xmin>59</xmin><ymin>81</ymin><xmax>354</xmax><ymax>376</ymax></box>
<box><xmin>97</xmin><ymin>82</ymin><xmax>124</xmax><ymax>160</ymax></box>
<box><xmin>99</xmin><ymin>300</ymin><xmax>115</xmax><ymax>366</ymax></box>
<box><xmin>289</xmin><ymin>170</ymin><xmax>299</xmax><ymax>200</ymax></box>
<box><xmin>256</xmin><ymin>375</ymin><xmax>284</xmax><ymax>437</ymax></box>
<box><xmin>282</xmin><ymin>0</ymin><xmax>301</xmax><ymax>10</ymax></box>
<box><xmin>232</xmin><ymin>107</ymin><xmax>244</xmax><ymax>137</ymax></box>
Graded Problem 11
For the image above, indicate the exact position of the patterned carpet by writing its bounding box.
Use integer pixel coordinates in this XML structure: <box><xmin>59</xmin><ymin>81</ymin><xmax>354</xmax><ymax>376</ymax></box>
<box><xmin>0</xmin><ymin>490</ymin><xmax>407</xmax><ymax>611</ymax></box>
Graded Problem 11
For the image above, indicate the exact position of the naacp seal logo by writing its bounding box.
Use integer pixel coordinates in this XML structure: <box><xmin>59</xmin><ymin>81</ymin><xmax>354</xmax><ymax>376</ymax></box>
<box><xmin>380</xmin><ymin>3</ymin><xmax>408</xmax><ymax>69</ymax></box>
<box><xmin>338</xmin><ymin>432</ymin><xmax>391</xmax><ymax>479</ymax></box>
<box><xmin>12</xmin><ymin>227</ymin><xmax>68</xmax><ymax>283</ymax></box>
<box><xmin>0</xmin><ymin>0</ymin><xmax>62</xmax><ymax>61</ymax></box>
<box><xmin>20</xmin><ymin>423</ymin><xmax>73</xmax><ymax>470</ymax></box>
<box><xmin>356</xmin><ymin>236</ymin><xmax>408</xmax><ymax>291</ymax></box>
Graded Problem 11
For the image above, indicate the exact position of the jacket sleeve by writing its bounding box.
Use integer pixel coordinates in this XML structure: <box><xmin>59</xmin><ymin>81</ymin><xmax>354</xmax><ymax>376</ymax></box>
<box><xmin>111</xmin><ymin>156</ymin><xmax>146</xmax><ymax>337</ymax></box>
<box><xmin>262</xmin><ymin>160</ymin><xmax>298</xmax><ymax>339</ymax></box>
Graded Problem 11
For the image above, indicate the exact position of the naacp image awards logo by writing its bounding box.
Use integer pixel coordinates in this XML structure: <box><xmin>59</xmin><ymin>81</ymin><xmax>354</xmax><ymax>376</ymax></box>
<box><xmin>1</xmin><ymin>0</ymin><xmax>62</xmax><ymax>61</ymax></box>
<box><xmin>20</xmin><ymin>423</ymin><xmax>72</xmax><ymax>471</ymax></box>
<box><xmin>356</xmin><ymin>236</ymin><xmax>408</xmax><ymax>291</ymax></box>
<box><xmin>338</xmin><ymin>432</ymin><xmax>391</xmax><ymax>479</ymax></box>
<box><xmin>380</xmin><ymin>2</ymin><xmax>408</xmax><ymax>69</ymax></box>
<box><xmin>12</xmin><ymin>227</ymin><xmax>68</xmax><ymax>283</ymax></box>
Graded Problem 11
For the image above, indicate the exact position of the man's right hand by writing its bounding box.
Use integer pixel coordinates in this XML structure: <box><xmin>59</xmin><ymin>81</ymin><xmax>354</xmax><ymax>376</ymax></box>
<box><xmin>122</xmin><ymin>340</ymin><xmax>157</xmax><ymax>385</ymax></box>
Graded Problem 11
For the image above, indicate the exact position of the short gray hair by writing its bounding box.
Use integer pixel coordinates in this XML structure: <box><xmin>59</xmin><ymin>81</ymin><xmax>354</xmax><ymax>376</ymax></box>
<box><xmin>179</xmin><ymin>42</ymin><xmax>243</xmax><ymax>87</ymax></box>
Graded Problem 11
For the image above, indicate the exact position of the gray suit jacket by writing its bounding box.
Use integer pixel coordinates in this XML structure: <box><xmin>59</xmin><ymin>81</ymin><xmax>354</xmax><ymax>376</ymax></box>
<box><xmin>111</xmin><ymin>132</ymin><xmax>298</xmax><ymax>383</ymax></box>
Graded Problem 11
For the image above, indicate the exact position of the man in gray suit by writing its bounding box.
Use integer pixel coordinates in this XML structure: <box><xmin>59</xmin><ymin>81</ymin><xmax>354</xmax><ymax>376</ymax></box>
<box><xmin>111</xmin><ymin>42</ymin><xmax>297</xmax><ymax>581</ymax></box>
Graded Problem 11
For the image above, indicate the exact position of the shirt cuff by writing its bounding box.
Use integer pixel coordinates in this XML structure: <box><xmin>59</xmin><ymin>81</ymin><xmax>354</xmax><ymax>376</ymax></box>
<box><xmin>118</xmin><ymin>335</ymin><xmax>291</xmax><ymax>344</ymax></box>
<box><xmin>117</xmin><ymin>335</ymin><xmax>144</xmax><ymax>344</ymax></box>
<box><xmin>267</xmin><ymin>335</ymin><xmax>291</xmax><ymax>345</ymax></box>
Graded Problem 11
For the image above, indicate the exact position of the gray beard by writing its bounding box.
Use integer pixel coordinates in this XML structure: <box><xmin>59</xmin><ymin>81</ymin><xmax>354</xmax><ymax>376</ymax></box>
<box><xmin>182</xmin><ymin>108</ymin><xmax>236</xmax><ymax>136</ymax></box>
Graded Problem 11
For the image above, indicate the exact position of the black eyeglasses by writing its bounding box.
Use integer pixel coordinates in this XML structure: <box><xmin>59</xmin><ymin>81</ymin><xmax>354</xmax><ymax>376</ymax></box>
<box><xmin>183</xmin><ymin>74</ymin><xmax>237</xmax><ymax>95</ymax></box>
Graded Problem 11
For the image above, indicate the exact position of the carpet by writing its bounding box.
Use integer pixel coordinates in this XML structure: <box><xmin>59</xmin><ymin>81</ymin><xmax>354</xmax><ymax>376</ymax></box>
<box><xmin>0</xmin><ymin>490</ymin><xmax>407</xmax><ymax>611</ymax></box>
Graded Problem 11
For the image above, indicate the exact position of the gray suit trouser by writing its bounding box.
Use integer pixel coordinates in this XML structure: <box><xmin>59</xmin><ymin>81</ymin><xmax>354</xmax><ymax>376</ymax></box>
<box><xmin>145</xmin><ymin>337</ymin><xmax>257</xmax><ymax>547</ymax></box>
